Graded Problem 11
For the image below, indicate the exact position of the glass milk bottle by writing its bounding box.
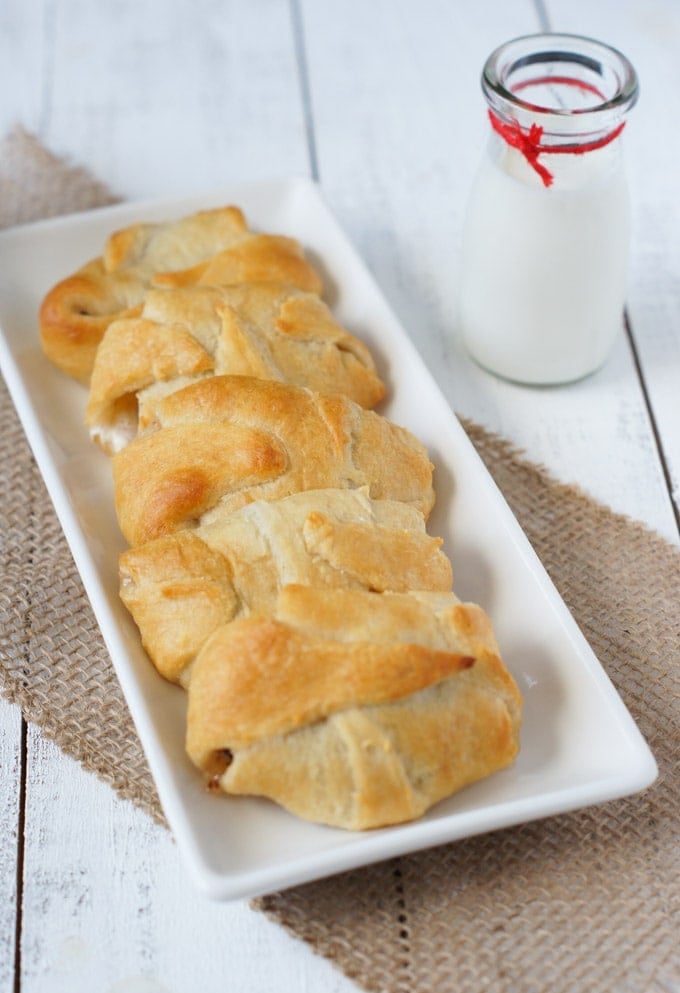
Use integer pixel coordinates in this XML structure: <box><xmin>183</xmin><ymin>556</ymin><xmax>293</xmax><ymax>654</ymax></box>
<box><xmin>459</xmin><ymin>34</ymin><xmax>639</xmax><ymax>384</ymax></box>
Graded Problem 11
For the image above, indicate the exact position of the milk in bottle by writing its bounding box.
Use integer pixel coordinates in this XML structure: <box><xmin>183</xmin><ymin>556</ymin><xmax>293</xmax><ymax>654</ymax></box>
<box><xmin>460</xmin><ymin>34</ymin><xmax>639</xmax><ymax>384</ymax></box>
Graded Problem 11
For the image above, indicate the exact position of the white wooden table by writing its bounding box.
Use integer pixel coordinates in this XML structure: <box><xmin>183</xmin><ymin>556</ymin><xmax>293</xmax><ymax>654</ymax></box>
<box><xmin>1</xmin><ymin>1</ymin><xmax>678</xmax><ymax>990</ymax></box>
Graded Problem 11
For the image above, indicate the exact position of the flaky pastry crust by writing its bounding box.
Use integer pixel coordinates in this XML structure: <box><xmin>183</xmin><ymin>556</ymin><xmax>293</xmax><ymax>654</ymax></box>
<box><xmin>39</xmin><ymin>205</ymin><xmax>322</xmax><ymax>382</ymax></box>
<box><xmin>119</xmin><ymin>487</ymin><xmax>452</xmax><ymax>684</ymax></box>
<box><xmin>186</xmin><ymin>586</ymin><xmax>522</xmax><ymax>830</ymax></box>
<box><xmin>112</xmin><ymin>375</ymin><xmax>435</xmax><ymax>546</ymax></box>
<box><xmin>86</xmin><ymin>283</ymin><xmax>385</xmax><ymax>453</ymax></box>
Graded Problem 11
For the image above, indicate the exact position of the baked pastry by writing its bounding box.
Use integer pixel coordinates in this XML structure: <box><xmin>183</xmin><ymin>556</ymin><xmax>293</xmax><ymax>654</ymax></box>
<box><xmin>119</xmin><ymin>487</ymin><xmax>453</xmax><ymax>685</ymax></box>
<box><xmin>39</xmin><ymin>205</ymin><xmax>322</xmax><ymax>382</ymax></box>
<box><xmin>86</xmin><ymin>282</ymin><xmax>385</xmax><ymax>453</ymax></box>
<box><xmin>112</xmin><ymin>375</ymin><xmax>435</xmax><ymax>546</ymax></box>
<box><xmin>186</xmin><ymin>585</ymin><xmax>522</xmax><ymax>830</ymax></box>
<box><xmin>37</xmin><ymin>201</ymin><xmax>521</xmax><ymax>833</ymax></box>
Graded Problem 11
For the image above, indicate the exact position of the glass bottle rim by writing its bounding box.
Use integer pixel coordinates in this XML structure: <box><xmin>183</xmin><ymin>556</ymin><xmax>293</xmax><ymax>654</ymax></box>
<box><xmin>482</xmin><ymin>32</ymin><xmax>639</xmax><ymax>129</ymax></box>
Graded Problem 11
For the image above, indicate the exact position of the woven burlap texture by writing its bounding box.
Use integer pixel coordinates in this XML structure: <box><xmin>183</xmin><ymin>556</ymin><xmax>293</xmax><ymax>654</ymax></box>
<box><xmin>0</xmin><ymin>127</ymin><xmax>678</xmax><ymax>993</ymax></box>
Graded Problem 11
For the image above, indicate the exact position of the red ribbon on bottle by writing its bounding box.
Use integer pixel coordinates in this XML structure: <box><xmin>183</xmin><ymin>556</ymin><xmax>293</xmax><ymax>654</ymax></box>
<box><xmin>488</xmin><ymin>109</ymin><xmax>626</xmax><ymax>188</ymax></box>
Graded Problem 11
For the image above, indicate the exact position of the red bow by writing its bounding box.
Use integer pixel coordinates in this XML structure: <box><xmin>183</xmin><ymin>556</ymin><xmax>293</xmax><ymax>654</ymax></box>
<box><xmin>488</xmin><ymin>111</ymin><xmax>555</xmax><ymax>187</ymax></box>
<box><xmin>488</xmin><ymin>110</ymin><xmax>626</xmax><ymax>188</ymax></box>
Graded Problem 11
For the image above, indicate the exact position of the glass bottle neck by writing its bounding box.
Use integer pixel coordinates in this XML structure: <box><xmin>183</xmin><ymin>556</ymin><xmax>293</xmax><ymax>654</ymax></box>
<box><xmin>480</xmin><ymin>32</ymin><xmax>638</xmax><ymax>186</ymax></box>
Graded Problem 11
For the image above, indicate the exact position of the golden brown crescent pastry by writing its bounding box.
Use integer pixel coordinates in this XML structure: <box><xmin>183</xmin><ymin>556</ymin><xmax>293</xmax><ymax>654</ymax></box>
<box><xmin>153</xmin><ymin>233</ymin><xmax>323</xmax><ymax>292</ymax></box>
<box><xmin>39</xmin><ymin>206</ymin><xmax>322</xmax><ymax>383</ymax></box>
<box><xmin>186</xmin><ymin>586</ymin><xmax>522</xmax><ymax>830</ymax></box>
<box><xmin>119</xmin><ymin>487</ymin><xmax>453</xmax><ymax>685</ymax></box>
<box><xmin>37</xmin><ymin>201</ymin><xmax>521</xmax><ymax>835</ymax></box>
<box><xmin>86</xmin><ymin>283</ymin><xmax>385</xmax><ymax>453</ymax></box>
<box><xmin>112</xmin><ymin>375</ymin><xmax>435</xmax><ymax>546</ymax></box>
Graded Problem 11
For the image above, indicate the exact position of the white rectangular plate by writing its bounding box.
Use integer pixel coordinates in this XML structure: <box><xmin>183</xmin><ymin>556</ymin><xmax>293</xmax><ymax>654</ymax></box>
<box><xmin>0</xmin><ymin>178</ymin><xmax>657</xmax><ymax>901</ymax></box>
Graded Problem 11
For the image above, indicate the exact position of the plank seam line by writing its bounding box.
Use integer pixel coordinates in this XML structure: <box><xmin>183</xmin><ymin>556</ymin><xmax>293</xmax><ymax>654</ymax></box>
<box><xmin>624</xmin><ymin>311</ymin><xmax>680</xmax><ymax>536</ymax></box>
<box><xmin>533</xmin><ymin>0</ymin><xmax>551</xmax><ymax>31</ymax></box>
<box><xmin>13</xmin><ymin>718</ymin><xmax>27</xmax><ymax>993</ymax></box>
<box><xmin>289</xmin><ymin>0</ymin><xmax>320</xmax><ymax>181</ymax></box>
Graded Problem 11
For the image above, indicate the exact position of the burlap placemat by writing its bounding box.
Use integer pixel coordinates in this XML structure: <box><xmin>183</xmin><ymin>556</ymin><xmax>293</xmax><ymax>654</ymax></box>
<box><xmin>0</xmin><ymin>126</ymin><xmax>678</xmax><ymax>993</ymax></box>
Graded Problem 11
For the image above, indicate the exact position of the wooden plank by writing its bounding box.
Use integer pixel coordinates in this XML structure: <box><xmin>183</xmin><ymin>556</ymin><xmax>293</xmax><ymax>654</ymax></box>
<box><xmin>300</xmin><ymin>0</ymin><xmax>679</xmax><ymax>542</ymax></box>
<box><xmin>19</xmin><ymin>729</ymin><xmax>358</xmax><ymax>992</ymax></box>
<box><xmin>0</xmin><ymin>699</ymin><xmax>22</xmax><ymax>993</ymax></box>
<box><xmin>0</xmin><ymin>0</ymin><xmax>45</xmax><ymax>137</ymax></box>
<box><xmin>542</xmin><ymin>0</ymin><xmax>680</xmax><ymax>535</ymax></box>
<box><xmin>40</xmin><ymin>0</ymin><xmax>311</xmax><ymax>197</ymax></box>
